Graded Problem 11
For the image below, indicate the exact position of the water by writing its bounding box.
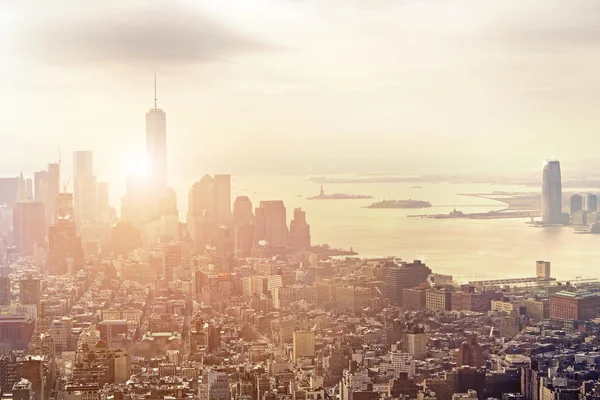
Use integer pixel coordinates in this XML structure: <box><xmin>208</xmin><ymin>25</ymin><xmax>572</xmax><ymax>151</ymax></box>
<box><xmin>165</xmin><ymin>175</ymin><xmax>600</xmax><ymax>282</ymax></box>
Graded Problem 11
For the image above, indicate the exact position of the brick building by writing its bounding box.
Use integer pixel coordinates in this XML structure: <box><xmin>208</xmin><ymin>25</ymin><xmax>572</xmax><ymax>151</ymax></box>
<box><xmin>549</xmin><ymin>291</ymin><xmax>600</xmax><ymax>321</ymax></box>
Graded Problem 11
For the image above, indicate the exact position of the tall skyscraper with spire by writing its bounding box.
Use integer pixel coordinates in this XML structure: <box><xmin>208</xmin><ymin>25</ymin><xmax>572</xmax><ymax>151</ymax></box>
<box><xmin>146</xmin><ymin>74</ymin><xmax>167</xmax><ymax>192</ymax></box>
<box><xmin>542</xmin><ymin>160</ymin><xmax>562</xmax><ymax>224</ymax></box>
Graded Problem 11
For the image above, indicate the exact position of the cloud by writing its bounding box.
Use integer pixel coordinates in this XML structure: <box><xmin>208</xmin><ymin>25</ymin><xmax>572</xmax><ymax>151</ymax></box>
<box><xmin>23</xmin><ymin>1</ymin><xmax>273</xmax><ymax>67</ymax></box>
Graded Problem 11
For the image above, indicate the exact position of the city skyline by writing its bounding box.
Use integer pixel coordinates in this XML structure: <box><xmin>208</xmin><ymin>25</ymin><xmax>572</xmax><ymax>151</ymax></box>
<box><xmin>3</xmin><ymin>0</ymin><xmax>600</xmax><ymax>182</ymax></box>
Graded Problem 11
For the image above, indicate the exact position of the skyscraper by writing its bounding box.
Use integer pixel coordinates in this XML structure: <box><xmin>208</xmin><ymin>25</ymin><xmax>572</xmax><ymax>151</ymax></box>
<box><xmin>587</xmin><ymin>193</ymin><xmax>598</xmax><ymax>212</ymax></box>
<box><xmin>13</xmin><ymin>202</ymin><xmax>46</xmax><ymax>256</ymax></box>
<box><xmin>146</xmin><ymin>75</ymin><xmax>167</xmax><ymax>192</ymax></box>
<box><xmin>254</xmin><ymin>201</ymin><xmax>288</xmax><ymax>248</ymax></box>
<box><xmin>233</xmin><ymin>196</ymin><xmax>253</xmax><ymax>227</ymax></box>
<box><xmin>34</xmin><ymin>163</ymin><xmax>60</xmax><ymax>228</ymax></box>
<box><xmin>384</xmin><ymin>260</ymin><xmax>432</xmax><ymax>305</ymax></box>
<box><xmin>73</xmin><ymin>151</ymin><xmax>98</xmax><ymax>225</ymax></box>
<box><xmin>213</xmin><ymin>174</ymin><xmax>231</xmax><ymax>225</ymax></box>
<box><xmin>289</xmin><ymin>208</ymin><xmax>311</xmax><ymax>249</ymax></box>
<box><xmin>232</xmin><ymin>196</ymin><xmax>254</xmax><ymax>258</ymax></box>
<box><xmin>48</xmin><ymin>193</ymin><xmax>84</xmax><ymax>275</ymax></box>
<box><xmin>541</xmin><ymin>160</ymin><xmax>562</xmax><ymax>224</ymax></box>
<box><xmin>569</xmin><ymin>193</ymin><xmax>583</xmax><ymax>215</ymax></box>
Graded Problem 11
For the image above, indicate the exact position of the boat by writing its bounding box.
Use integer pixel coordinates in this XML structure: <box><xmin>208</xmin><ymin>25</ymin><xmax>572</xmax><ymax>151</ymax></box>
<box><xmin>307</xmin><ymin>185</ymin><xmax>372</xmax><ymax>200</ymax></box>
<box><xmin>364</xmin><ymin>199</ymin><xmax>432</xmax><ymax>209</ymax></box>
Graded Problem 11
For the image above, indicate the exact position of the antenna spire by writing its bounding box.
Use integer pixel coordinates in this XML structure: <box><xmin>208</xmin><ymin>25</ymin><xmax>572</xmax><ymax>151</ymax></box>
<box><xmin>154</xmin><ymin>73</ymin><xmax>157</xmax><ymax>109</ymax></box>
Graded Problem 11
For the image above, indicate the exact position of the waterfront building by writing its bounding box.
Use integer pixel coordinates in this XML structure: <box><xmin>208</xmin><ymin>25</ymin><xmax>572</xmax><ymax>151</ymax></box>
<box><xmin>541</xmin><ymin>160</ymin><xmax>562</xmax><ymax>224</ymax></box>
<box><xmin>289</xmin><ymin>208</ymin><xmax>311</xmax><ymax>250</ymax></box>
<box><xmin>536</xmin><ymin>261</ymin><xmax>551</xmax><ymax>279</ymax></box>
<box><xmin>570</xmin><ymin>193</ymin><xmax>583</xmax><ymax>215</ymax></box>
<box><xmin>587</xmin><ymin>193</ymin><xmax>598</xmax><ymax>212</ymax></box>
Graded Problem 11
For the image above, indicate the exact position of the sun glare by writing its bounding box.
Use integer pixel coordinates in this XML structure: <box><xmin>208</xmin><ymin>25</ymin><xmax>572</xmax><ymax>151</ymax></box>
<box><xmin>127</xmin><ymin>152</ymin><xmax>148</xmax><ymax>177</ymax></box>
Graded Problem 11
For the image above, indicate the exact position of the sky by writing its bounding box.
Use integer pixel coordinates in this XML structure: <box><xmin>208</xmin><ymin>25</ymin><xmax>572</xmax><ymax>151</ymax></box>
<box><xmin>2</xmin><ymin>0</ymin><xmax>600</xmax><ymax>189</ymax></box>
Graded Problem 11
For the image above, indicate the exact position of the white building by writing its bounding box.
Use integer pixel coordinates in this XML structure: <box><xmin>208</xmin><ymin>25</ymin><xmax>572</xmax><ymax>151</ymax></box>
<box><xmin>390</xmin><ymin>352</ymin><xmax>416</xmax><ymax>377</ymax></box>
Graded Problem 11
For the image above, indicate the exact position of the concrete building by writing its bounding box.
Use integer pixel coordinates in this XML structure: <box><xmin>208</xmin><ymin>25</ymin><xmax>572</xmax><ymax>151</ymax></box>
<box><xmin>426</xmin><ymin>289</ymin><xmax>452</xmax><ymax>311</ymax></box>
<box><xmin>73</xmin><ymin>151</ymin><xmax>98</xmax><ymax>225</ymax></box>
<box><xmin>390</xmin><ymin>352</ymin><xmax>416</xmax><ymax>377</ymax></box>
<box><xmin>542</xmin><ymin>160</ymin><xmax>562</xmax><ymax>224</ymax></box>
<box><xmin>13</xmin><ymin>202</ymin><xmax>46</xmax><ymax>256</ymax></box>
<box><xmin>404</xmin><ymin>329</ymin><xmax>427</xmax><ymax>360</ymax></box>
<box><xmin>293</xmin><ymin>330</ymin><xmax>315</xmax><ymax>363</ymax></box>
<box><xmin>587</xmin><ymin>193</ymin><xmax>598</xmax><ymax>212</ymax></box>
<box><xmin>207</xmin><ymin>371</ymin><xmax>230</xmax><ymax>400</ymax></box>
<box><xmin>384</xmin><ymin>260</ymin><xmax>431</xmax><ymax>305</ymax></box>
<box><xmin>289</xmin><ymin>208</ymin><xmax>311</xmax><ymax>250</ymax></box>
<box><xmin>570</xmin><ymin>193</ymin><xmax>583</xmax><ymax>215</ymax></box>
<box><xmin>536</xmin><ymin>261</ymin><xmax>551</xmax><ymax>279</ymax></box>
<box><xmin>254</xmin><ymin>201</ymin><xmax>288</xmax><ymax>248</ymax></box>
<box><xmin>272</xmin><ymin>285</ymin><xmax>317</xmax><ymax>309</ymax></box>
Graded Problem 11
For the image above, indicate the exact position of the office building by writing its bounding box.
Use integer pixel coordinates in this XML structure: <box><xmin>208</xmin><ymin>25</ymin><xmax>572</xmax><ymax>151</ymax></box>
<box><xmin>35</xmin><ymin>163</ymin><xmax>60</xmax><ymax>228</ymax></box>
<box><xmin>13</xmin><ymin>202</ymin><xmax>46</xmax><ymax>256</ymax></box>
<box><xmin>570</xmin><ymin>193</ymin><xmax>583</xmax><ymax>215</ymax></box>
<box><xmin>233</xmin><ymin>196</ymin><xmax>253</xmax><ymax>226</ymax></box>
<box><xmin>384</xmin><ymin>260</ymin><xmax>431</xmax><ymax>305</ymax></box>
<box><xmin>254</xmin><ymin>201</ymin><xmax>288</xmax><ymax>248</ymax></box>
<box><xmin>390</xmin><ymin>352</ymin><xmax>416</xmax><ymax>377</ymax></box>
<box><xmin>0</xmin><ymin>314</ymin><xmax>35</xmax><ymax>350</ymax></box>
<box><xmin>207</xmin><ymin>372</ymin><xmax>230</xmax><ymax>400</ymax></box>
<box><xmin>549</xmin><ymin>291</ymin><xmax>600</xmax><ymax>321</ymax></box>
<box><xmin>456</xmin><ymin>335</ymin><xmax>484</xmax><ymax>368</ymax></box>
<box><xmin>19</xmin><ymin>276</ymin><xmax>41</xmax><ymax>307</ymax></box>
<box><xmin>48</xmin><ymin>193</ymin><xmax>84</xmax><ymax>275</ymax></box>
<box><xmin>426</xmin><ymin>289</ymin><xmax>452</xmax><ymax>311</ymax></box>
<box><xmin>535</xmin><ymin>261</ymin><xmax>551</xmax><ymax>279</ymax></box>
<box><xmin>146</xmin><ymin>76</ymin><xmax>167</xmax><ymax>192</ymax></box>
<box><xmin>0</xmin><ymin>177</ymin><xmax>18</xmax><ymax>208</ymax></box>
<box><xmin>289</xmin><ymin>208</ymin><xmax>311</xmax><ymax>249</ymax></box>
<box><xmin>293</xmin><ymin>330</ymin><xmax>315</xmax><ymax>363</ymax></box>
<box><xmin>404</xmin><ymin>328</ymin><xmax>427</xmax><ymax>360</ymax></box>
<box><xmin>587</xmin><ymin>193</ymin><xmax>598</xmax><ymax>212</ymax></box>
<box><xmin>0</xmin><ymin>276</ymin><xmax>9</xmax><ymax>306</ymax></box>
<box><xmin>541</xmin><ymin>160</ymin><xmax>562</xmax><ymax>224</ymax></box>
<box><xmin>73</xmin><ymin>151</ymin><xmax>98</xmax><ymax>225</ymax></box>
<box><xmin>213</xmin><ymin>174</ymin><xmax>231</xmax><ymax>225</ymax></box>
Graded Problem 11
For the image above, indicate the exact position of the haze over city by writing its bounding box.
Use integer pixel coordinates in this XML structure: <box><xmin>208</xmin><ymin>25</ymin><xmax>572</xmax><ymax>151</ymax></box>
<box><xmin>5</xmin><ymin>3</ymin><xmax>600</xmax><ymax>400</ymax></box>
<box><xmin>3</xmin><ymin>0</ymin><xmax>600</xmax><ymax>187</ymax></box>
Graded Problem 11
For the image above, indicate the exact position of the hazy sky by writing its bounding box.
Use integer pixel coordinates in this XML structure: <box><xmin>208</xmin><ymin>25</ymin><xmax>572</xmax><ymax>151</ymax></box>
<box><xmin>2</xmin><ymin>0</ymin><xmax>600</xmax><ymax>185</ymax></box>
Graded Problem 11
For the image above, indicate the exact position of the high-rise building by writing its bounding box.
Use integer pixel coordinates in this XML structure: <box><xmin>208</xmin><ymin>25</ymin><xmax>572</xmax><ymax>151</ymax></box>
<box><xmin>569</xmin><ymin>193</ymin><xmax>583</xmax><ymax>215</ymax></box>
<box><xmin>73</xmin><ymin>151</ymin><xmax>98</xmax><ymax>225</ymax></box>
<box><xmin>254</xmin><ymin>201</ymin><xmax>288</xmax><ymax>248</ymax></box>
<box><xmin>587</xmin><ymin>193</ymin><xmax>598</xmax><ymax>212</ymax></box>
<box><xmin>233</xmin><ymin>196</ymin><xmax>253</xmax><ymax>227</ymax></box>
<box><xmin>19</xmin><ymin>276</ymin><xmax>41</xmax><ymax>307</ymax></box>
<box><xmin>13</xmin><ymin>202</ymin><xmax>46</xmax><ymax>256</ymax></box>
<box><xmin>48</xmin><ymin>193</ymin><xmax>84</xmax><ymax>275</ymax></box>
<box><xmin>34</xmin><ymin>163</ymin><xmax>60</xmax><ymax>228</ymax></box>
<box><xmin>289</xmin><ymin>208</ymin><xmax>311</xmax><ymax>249</ymax></box>
<box><xmin>213</xmin><ymin>174</ymin><xmax>231</xmax><ymax>225</ymax></box>
<box><xmin>535</xmin><ymin>261</ymin><xmax>551</xmax><ymax>279</ymax></box>
<box><xmin>0</xmin><ymin>177</ymin><xmax>18</xmax><ymax>208</ymax></box>
<box><xmin>384</xmin><ymin>260</ymin><xmax>432</xmax><ymax>305</ymax></box>
<box><xmin>146</xmin><ymin>76</ymin><xmax>167</xmax><ymax>192</ymax></box>
<box><xmin>207</xmin><ymin>371</ymin><xmax>230</xmax><ymax>400</ymax></box>
<box><xmin>293</xmin><ymin>330</ymin><xmax>315</xmax><ymax>363</ymax></box>
<box><xmin>0</xmin><ymin>276</ymin><xmax>9</xmax><ymax>306</ymax></box>
<box><xmin>541</xmin><ymin>160</ymin><xmax>562</xmax><ymax>224</ymax></box>
<box><xmin>232</xmin><ymin>196</ymin><xmax>254</xmax><ymax>258</ymax></box>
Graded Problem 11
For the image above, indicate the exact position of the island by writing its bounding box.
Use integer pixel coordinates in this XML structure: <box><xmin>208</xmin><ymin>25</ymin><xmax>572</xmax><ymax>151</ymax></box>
<box><xmin>307</xmin><ymin>185</ymin><xmax>372</xmax><ymax>200</ymax></box>
<box><xmin>364</xmin><ymin>199</ymin><xmax>432</xmax><ymax>209</ymax></box>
